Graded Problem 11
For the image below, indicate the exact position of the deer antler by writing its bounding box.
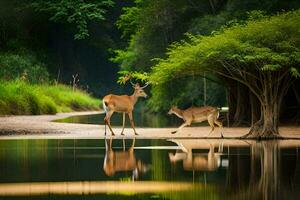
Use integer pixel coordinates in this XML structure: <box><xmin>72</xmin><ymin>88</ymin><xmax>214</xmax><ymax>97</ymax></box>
<box><xmin>140</xmin><ymin>82</ymin><xmax>149</xmax><ymax>89</ymax></box>
<box><xmin>130</xmin><ymin>78</ymin><xmax>137</xmax><ymax>87</ymax></box>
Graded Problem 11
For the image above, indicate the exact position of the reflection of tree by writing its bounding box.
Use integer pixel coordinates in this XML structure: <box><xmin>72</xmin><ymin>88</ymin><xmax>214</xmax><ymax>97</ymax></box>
<box><xmin>103</xmin><ymin>138</ymin><xmax>147</xmax><ymax>180</ymax></box>
<box><xmin>231</xmin><ymin>141</ymin><xmax>298</xmax><ymax>200</ymax></box>
<box><xmin>258</xmin><ymin>141</ymin><xmax>280</xmax><ymax>200</ymax></box>
<box><xmin>238</xmin><ymin>141</ymin><xmax>281</xmax><ymax>200</ymax></box>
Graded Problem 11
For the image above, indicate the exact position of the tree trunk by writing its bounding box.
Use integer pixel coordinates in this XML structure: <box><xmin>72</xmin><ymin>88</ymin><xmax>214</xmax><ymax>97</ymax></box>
<box><xmin>242</xmin><ymin>71</ymin><xmax>292</xmax><ymax>139</ymax></box>
<box><xmin>227</xmin><ymin>82</ymin><xmax>237</xmax><ymax>126</ymax></box>
<box><xmin>245</xmin><ymin>102</ymin><xmax>281</xmax><ymax>138</ymax></box>
<box><xmin>233</xmin><ymin>83</ymin><xmax>244</xmax><ymax>126</ymax></box>
<box><xmin>232</xmin><ymin>83</ymin><xmax>252</xmax><ymax>126</ymax></box>
<box><xmin>250</xmin><ymin>91</ymin><xmax>260</xmax><ymax>126</ymax></box>
<box><xmin>244</xmin><ymin>82</ymin><xmax>283</xmax><ymax>138</ymax></box>
<box><xmin>227</xmin><ymin>82</ymin><xmax>251</xmax><ymax>127</ymax></box>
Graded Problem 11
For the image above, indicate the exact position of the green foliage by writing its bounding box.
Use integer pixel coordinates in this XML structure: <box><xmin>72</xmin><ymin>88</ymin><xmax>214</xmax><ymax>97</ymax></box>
<box><xmin>113</xmin><ymin>0</ymin><xmax>202</xmax><ymax>71</ymax></box>
<box><xmin>31</xmin><ymin>0</ymin><xmax>114</xmax><ymax>40</ymax></box>
<box><xmin>117</xmin><ymin>70</ymin><xmax>149</xmax><ymax>84</ymax></box>
<box><xmin>116</xmin><ymin>5</ymin><xmax>141</xmax><ymax>38</ymax></box>
<box><xmin>110</xmin><ymin>36</ymin><xmax>139</xmax><ymax>69</ymax></box>
<box><xmin>0</xmin><ymin>80</ymin><xmax>101</xmax><ymax>115</ymax></box>
<box><xmin>188</xmin><ymin>12</ymin><xmax>230</xmax><ymax>35</ymax></box>
<box><xmin>148</xmin><ymin>76</ymin><xmax>226</xmax><ymax>112</ymax></box>
<box><xmin>114</xmin><ymin>0</ymin><xmax>300</xmax><ymax>72</ymax></box>
<box><xmin>0</xmin><ymin>53</ymin><xmax>49</xmax><ymax>83</ymax></box>
<box><xmin>149</xmin><ymin>10</ymin><xmax>300</xmax><ymax>110</ymax></box>
<box><xmin>152</xmin><ymin>10</ymin><xmax>300</xmax><ymax>83</ymax></box>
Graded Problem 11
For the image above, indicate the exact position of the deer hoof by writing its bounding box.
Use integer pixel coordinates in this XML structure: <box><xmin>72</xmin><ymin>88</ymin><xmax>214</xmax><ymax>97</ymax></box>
<box><xmin>171</xmin><ymin>131</ymin><xmax>177</xmax><ymax>134</ymax></box>
<box><xmin>121</xmin><ymin>132</ymin><xmax>125</xmax><ymax>136</ymax></box>
<box><xmin>134</xmin><ymin>132</ymin><xmax>139</xmax><ymax>135</ymax></box>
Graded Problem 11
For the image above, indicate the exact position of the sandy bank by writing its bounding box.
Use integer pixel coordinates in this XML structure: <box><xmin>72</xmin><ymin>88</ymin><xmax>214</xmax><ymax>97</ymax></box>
<box><xmin>0</xmin><ymin>112</ymin><xmax>299</xmax><ymax>139</ymax></box>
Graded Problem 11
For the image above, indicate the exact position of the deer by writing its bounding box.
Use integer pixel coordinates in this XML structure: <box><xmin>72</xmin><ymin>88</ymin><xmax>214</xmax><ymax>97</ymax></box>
<box><xmin>102</xmin><ymin>80</ymin><xmax>149</xmax><ymax>136</ymax></box>
<box><xmin>103</xmin><ymin>138</ymin><xmax>148</xmax><ymax>180</ymax></box>
<box><xmin>168</xmin><ymin>106</ymin><xmax>224</xmax><ymax>138</ymax></box>
<box><xmin>168</xmin><ymin>139</ymin><xmax>224</xmax><ymax>172</ymax></box>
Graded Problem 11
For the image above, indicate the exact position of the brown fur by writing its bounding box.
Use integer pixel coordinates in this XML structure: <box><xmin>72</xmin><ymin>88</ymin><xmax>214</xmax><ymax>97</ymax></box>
<box><xmin>168</xmin><ymin>106</ymin><xmax>224</xmax><ymax>137</ymax></box>
<box><xmin>103</xmin><ymin>84</ymin><xmax>147</xmax><ymax>136</ymax></box>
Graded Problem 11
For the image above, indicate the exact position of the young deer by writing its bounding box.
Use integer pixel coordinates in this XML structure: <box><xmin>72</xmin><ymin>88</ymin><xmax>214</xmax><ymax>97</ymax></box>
<box><xmin>168</xmin><ymin>140</ymin><xmax>223</xmax><ymax>171</ymax></box>
<box><xmin>168</xmin><ymin>106</ymin><xmax>224</xmax><ymax>138</ymax></box>
<box><xmin>102</xmin><ymin>82</ymin><xmax>149</xmax><ymax>136</ymax></box>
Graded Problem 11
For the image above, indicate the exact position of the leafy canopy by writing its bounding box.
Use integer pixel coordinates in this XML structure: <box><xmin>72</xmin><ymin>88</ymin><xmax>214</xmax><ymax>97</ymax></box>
<box><xmin>31</xmin><ymin>0</ymin><xmax>114</xmax><ymax>40</ymax></box>
<box><xmin>150</xmin><ymin>10</ymin><xmax>300</xmax><ymax>85</ymax></box>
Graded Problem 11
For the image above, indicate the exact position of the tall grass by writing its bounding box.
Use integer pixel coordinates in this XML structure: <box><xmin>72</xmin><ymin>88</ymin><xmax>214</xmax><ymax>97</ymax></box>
<box><xmin>0</xmin><ymin>80</ymin><xmax>101</xmax><ymax>115</ymax></box>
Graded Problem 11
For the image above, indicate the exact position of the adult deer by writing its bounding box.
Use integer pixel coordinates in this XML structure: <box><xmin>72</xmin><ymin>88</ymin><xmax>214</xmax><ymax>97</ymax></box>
<box><xmin>103</xmin><ymin>138</ymin><xmax>148</xmax><ymax>179</ymax></box>
<box><xmin>102</xmin><ymin>81</ymin><xmax>149</xmax><ymax>136</ymax></box>
<box><xmin>168</xmin><ymin>106</ymin><xmax>224</xmax><ymax>138</ymax></box>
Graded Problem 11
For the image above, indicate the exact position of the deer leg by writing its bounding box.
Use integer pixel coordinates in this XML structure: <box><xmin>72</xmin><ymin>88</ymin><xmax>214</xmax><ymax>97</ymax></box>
<box><xmin>122</xmin><ymin>138</ymin><xmax>125</xmax><ymax>151</ymax></box>
<box><xmin>128</xmin><ymin>112</ymin><xmax>138</xmax><ymax>135</ymax></box>
<box><xmin>172</xmin><ymin>121</ymin><xmax>191</xmax><ymax>134</ymax></box>
<box><xmin>218</xmin><ymin>142</ymin><xmax>224</xmax><ymax>153</ymax></box>
<box><xmin>132</xmin><ymin>138</ymin><xmax>136</xmax><ymax>147</ymax></box>
<box><xmin>214</xmin><ymin>119</ymin><xmax>224</xmax><ymax>138</ymax></box>
<box><xmin>121</xmin><ymin>112</ymin><xmax>126</xmax><ymax>135</ymax></box>
<box><xmin>129</xmin><ymin>138</ymin><xmax>135</xmax><ymax>153</ymax></box>
<box><xmin>104</xmin><ymin>122</ymin><xmax>107</xmax><ymax>136</ymax></box>
<box><xmin>104</xmin><ymin>110</ymin><xmax>115</xmax><ymax>136</ymax></box>
<box><xmin>109</xmin><ymin>137</ymin><xmax>113</xmax><ymax>149</ymax></box>
<box><xmin>207</xmin><ymin>116</ymin><xmax>215</xmax><ymax>137</ymax></box>
<box><xmin>104</xmin><ymin>114</ymin><xmax>107</xmax><ymax>136</ymax></box>
<box><xmin>105</xmin><ymin>137</ymin><xmax>113</xmax><ymax>151</ymax></box>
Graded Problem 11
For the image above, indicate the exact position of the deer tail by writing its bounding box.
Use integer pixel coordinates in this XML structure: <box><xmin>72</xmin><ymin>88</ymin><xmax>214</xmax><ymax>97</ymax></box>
<box><xmin>216</xmin><ymin>107</ymin><xmax>221</xmax><ymax>119</ymax></box>
<box><xmin>102</xmin><ymin>100</ymin><xmax>109</xmax><ymax>113</ymax></box>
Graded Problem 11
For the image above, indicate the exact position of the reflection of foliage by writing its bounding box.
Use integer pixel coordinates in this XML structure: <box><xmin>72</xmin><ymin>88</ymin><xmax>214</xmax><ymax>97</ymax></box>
<box><xmin>151</xmin><ymin>142</ymin><xmax>169</xmax><ymax>181</ymax></box>
<box><xmin>31</xmin><ymin>0</ymin><xmax>114</xmax><ymax>40</ymax></box>
<box><xmin>162</xmin><ymin>185</ymin><xmax>219</xmax><ymax>200</ymax></box>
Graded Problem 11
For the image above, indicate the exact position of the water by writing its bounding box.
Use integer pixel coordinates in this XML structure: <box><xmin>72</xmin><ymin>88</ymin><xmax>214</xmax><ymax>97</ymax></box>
<box><xmin>0</xmin><ymin>139</ymin><xmax>300</xmax><ymax>200</ymax></box>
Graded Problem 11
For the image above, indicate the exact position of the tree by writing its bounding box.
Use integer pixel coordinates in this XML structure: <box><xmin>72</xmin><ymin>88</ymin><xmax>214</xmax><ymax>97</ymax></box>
<box><xmin>30</xmin><ymin>0</ymin><xmax>114</xmax><ymax>40</ymax></box>
<box><xmin>112</xmin><ymin>0</ymin><xmax>224</xmax><ymax>71</ymax></box>
<box><xmin>149</xmin><ymin>10</ymin><xmax>300</xmax><ymax>138</ymax></box>
<box><xmin>114</xmin><ymin>0</ymin><xmax>300</xmax><ymax>121</ymax></box>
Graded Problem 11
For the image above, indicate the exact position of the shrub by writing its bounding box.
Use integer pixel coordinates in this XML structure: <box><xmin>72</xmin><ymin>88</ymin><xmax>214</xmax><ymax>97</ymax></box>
<box><xmin>0</xmin><ymin>80</ymin><xmax>101</xmax><ymax>115</ymax></box>
<box><xmin>0</xmin><ymin>53</ymin><xmax>49</xmax><ymax>83</ymax></box>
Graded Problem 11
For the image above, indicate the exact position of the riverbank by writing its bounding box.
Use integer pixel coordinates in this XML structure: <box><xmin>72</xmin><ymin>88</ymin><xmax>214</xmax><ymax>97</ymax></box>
<box><xmin>0</xmin><ymin>112</ymin><xmax>300</xmax><ymax>139</ymax></box>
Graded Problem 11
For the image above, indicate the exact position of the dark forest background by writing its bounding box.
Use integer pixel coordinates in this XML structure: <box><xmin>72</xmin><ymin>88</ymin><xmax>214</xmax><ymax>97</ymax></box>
<box><xmin>0</xmin><ymin>0</ymin><xmax>299</xmax><ymax>132</ymax></box>
<box><xmin>2</xmin><ymin>0</ymin><xmax>299</xmax><ymax>97</ymax></box>
<box><xmin>0</xmin><ymin>0</ymin><xmax>131</xmax><ymax>96</ymax></box>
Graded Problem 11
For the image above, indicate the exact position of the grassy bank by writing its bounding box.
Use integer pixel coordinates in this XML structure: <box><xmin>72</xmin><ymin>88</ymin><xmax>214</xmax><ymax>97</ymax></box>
<box><xmin>0</xmin><ymin>80</ymin><xmax>101</xmax><ymax>115</ymax></box>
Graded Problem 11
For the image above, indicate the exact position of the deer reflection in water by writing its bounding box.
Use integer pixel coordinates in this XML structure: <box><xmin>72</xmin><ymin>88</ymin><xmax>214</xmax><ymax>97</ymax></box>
<box><xmin>103</xmin><ymin>138</ymin><xmax>148</xmax><ymax>180</ymax></box>
<box><xmin>168</xmin><ymin>139</ymin><xmax>225</xmax><ymax>171</ymax></box>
